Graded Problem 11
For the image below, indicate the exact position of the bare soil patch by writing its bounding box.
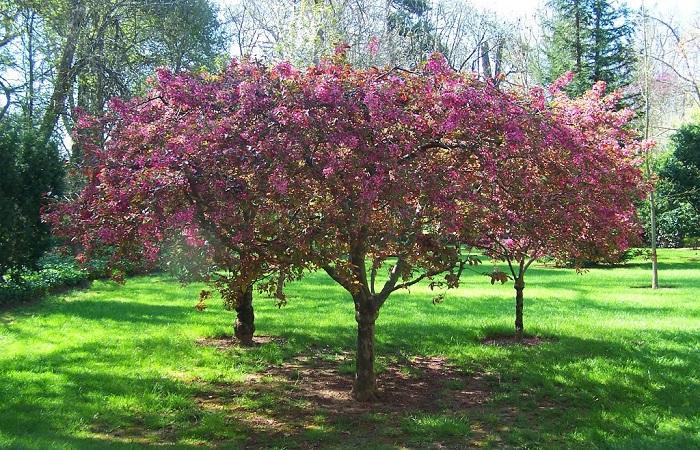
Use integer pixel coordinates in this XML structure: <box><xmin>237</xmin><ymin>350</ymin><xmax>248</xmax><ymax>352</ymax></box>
<box><xmin>196</xmin><ymin>334</ymin><xmax>285</xmax><ymax>350</ymax></box>
<box><xmin>255</xmin><ymin>350</ymin><xmax>492</xmax><ymax>413</ymax></box>
<box><xmin>192</xmin><ymin>348</ymin><xmax>496</xmax><ymax>447</ymax></box>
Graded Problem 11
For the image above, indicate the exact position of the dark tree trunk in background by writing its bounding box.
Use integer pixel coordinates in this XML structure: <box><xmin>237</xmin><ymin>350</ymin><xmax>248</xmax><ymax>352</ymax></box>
<box><xmin>39</xmin><ymin>0</ymin><xmax>84</xmax><ymax>145</ymax></box>
<box><xmin>353</xmin><ymin>295</ymin><xmax>380</xmax><ymax>402</ymax></box>
<box><xmin>514</xmin><ymin>277</ymin><xmax>525</xmax><ymax>341</ymax></box>
<box><xmin>574</xmin><ymin>0</ymin><xmax>582</xmax><ymax>74</ymax></box>
<box><xmin>234</xmin><ymin>284</ymin><xmax>255</xmax><ymax>345</ymax></box>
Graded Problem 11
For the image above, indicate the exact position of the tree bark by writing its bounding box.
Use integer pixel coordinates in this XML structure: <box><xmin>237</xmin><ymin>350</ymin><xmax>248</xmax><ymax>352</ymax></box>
<box><xmin>650</xmin><ymin>190</ymin><xmax>659</xmax><ymax>289</ymax></box>
<box><xmin>642</xmin><ymin>12</ymin><xmax>659</xmax><ymax>290</ymax></box>
<box><xmin>39</xmin><ymin>0</ymin><xmax>84</xmax><ymax>145</ymax></box>
<box><xmin>353</xmin><ymin>296</ymin><xmax>380</xmax><ymax>402</ymax></box>
<box><xmin>234</xmin><ymin>284</ymin><xmax>255</xmax><ymax>345</ymax></box>
<box><xmin>26</xmin><ymin>10</ymin><xmax>35</xmax><ymax>122</ymax></box>
<box><xmin>514</xmin><ymin>278</ymin><xmax>525</xmax><ymax>341</ymax></box>
<box><xmin>574</xmin><ymin>0</ymin><xmax>582</xmax><ymax>75</ymax></box>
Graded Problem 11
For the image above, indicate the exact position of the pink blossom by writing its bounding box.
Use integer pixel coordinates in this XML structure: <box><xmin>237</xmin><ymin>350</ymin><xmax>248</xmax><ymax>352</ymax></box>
<box><xmin>368</xmin><ymin>37</ymin><xmax>380</xmax><ymax>57</ymax></box>
<box><xmin>143</xmin><ymin>242</ymin><xmax>160</xmax><ymax>262</ymax></box>
<box><xmin>314</xmin><ymin>79</ymin><xmax>342</xmax><ymax>103</ymax></box>
<box><xmin>182</xmin><ymin>227</ymin><xmax>206</xmax><ymax>248</ymax></box>
<box><xmin>529</xmin><ymin>86</ymin><xmax>546</xmax><ymax>110</ymax></box>
<box><xmin>269</xmin><ymin>169</ymin><xmax>289</xmax><ymax>194</ymax></box>
<box><xmin>502</xmin><ymin>239</ymin><xmax>515</xmax><ymax>249</ymax></box>
<box><xmin>549</xmin><ymin>71</ymin><xmax>575</xmax><ymax>94</ymax></box>
<box><xmin>425</xmin><ymin>53</ymin><xmax>450</xmax><ymax>75</ymax></box>
<box><xmin>273</xmin><ymin>61</ymin><xmax>296</xmax><ymax>79</ymax></box>
<box><xmin>97</xmin><ymin>228</ymin><xmax>115</xmax><ymax>243</ymax></box>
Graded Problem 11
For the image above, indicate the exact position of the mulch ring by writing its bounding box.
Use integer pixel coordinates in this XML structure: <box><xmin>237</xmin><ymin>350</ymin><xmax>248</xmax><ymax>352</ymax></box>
<box><xmin>196</xmin><ymin>337</ymin><xmax>492</xmax><ymax>412</ymax></box>
<box><xmin>249</xmin><ymin>349</ymin><xmax>492</xmax><ymax>414</ymax></box>
<box><xmin>196</xmin><ymin>334</ymin><xmax>286</xmax><ymax>350</ymax></box>
<box><xmin>191</xmin><ymin>347</ymin><xmax>499</xmax><ymax>446</ymax></box>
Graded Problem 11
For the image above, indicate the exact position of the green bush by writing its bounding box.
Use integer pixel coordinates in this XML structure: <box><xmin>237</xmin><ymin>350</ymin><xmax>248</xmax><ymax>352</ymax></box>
<box><xmin>0</xmin><ymin>255</ymin><xmax>89</xmax><ymax>306</ymax></box>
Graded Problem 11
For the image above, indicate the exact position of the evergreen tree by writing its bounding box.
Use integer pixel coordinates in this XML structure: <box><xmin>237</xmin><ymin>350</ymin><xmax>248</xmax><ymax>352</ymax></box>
<box><xmin>662</xmin><ymin>123</ymin><xmax>700</xmax><ymax>216</ymax></box>
<box><xmin>386</xmin><ymin>0</ymin><xmax>438</xmax><ymax>65</ymax></box>
<box><xmin>0</xmin><ymin>119</ymin><xmax>64</xmax><ymax>281</ymax></box>
<box><xmin>542</xmin><ymin>0</ymin><xmax>636</xmax><ymax>96</ymax></box>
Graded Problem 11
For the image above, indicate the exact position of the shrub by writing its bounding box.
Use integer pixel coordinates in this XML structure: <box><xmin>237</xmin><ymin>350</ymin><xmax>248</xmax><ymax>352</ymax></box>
<box><xmin>0</xmin><ymin>255</ymin><xmax>89</xmax><ymax>307</ymax></box>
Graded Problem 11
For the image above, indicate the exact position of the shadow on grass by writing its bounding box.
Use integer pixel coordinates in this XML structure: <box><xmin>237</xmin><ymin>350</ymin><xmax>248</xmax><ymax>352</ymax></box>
<box><xmin>2</xmin><ymin>318</ymin><xmax>699</xmax><ymax>449</ymax></box>
<box><xmin>186</xmin><ymin>326</ymin><xmax>700</xmax><ymax>449</ymax></box>
<box><xmin>615</xmin><ymin>261</ymin><xmax>700</xmax><ymax>271</ymax></box>
<box><xmin>2</xmin><ymin>262</ymin><xmax>700</xmax><ymax>448</ymax></box>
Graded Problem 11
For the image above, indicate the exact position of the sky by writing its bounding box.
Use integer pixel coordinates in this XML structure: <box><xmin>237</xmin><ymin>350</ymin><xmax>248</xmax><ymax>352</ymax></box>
<box><xmin>467</xmin><ymin>0</ymin><xmax>699</xmax><ymax>22</ymax></box>
<box><xmin>216</xmin><ymin>0</ymin><xmax>700</xmax><ymax>26</ymax></box>
<box><xmin>466</xmin><ymin>0</ymin><xmax>541</xmax><ymax>19</ymax></box>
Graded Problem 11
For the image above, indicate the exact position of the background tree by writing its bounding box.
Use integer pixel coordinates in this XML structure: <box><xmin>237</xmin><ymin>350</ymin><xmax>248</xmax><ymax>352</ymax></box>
<box><xmin>541</xmin><ymin>0</ymin><xmax>636</xmax><ymax>96</ymax></box>
<box><xmin>1</xmin><ymin>0</ymin><xmax>224</xmax><ymax>152</ymax></box>
<box><xmin>640</xmin><ymin>13</ymin><xmax>700</xmax><ymax>109</ymax></box>
<box><xmin>223</xmin><ymin>0</ymin><xmax>538</xmax><ymax>88</ymax></box>
<box><xmin>0</xmin><ymin>119</ymin><xmax>64</xmax><ymax>281</ymax></box>
<box><xmin>661</xmin><ymin>123</ymin><xmax>700</xmax><ymax>220</ymax></box>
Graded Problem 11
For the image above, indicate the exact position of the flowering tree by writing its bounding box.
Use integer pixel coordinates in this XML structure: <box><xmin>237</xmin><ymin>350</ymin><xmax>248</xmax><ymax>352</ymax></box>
<box><xmin>268</xmin><ymin>52</ymin><xmax>572</xmax><ymax>400</ymax></box>
<box><xmin>473</xmin><ymin>73</ymin><xmax>647</xmax><ymax>340</ymax></box>
<box><xmin>48</xmin><ymin>61</ymin><xmax>315</xmax><ymax>345</ymax></box>
<box><xmin>48</xmin><ymin>53</ymin><xmax>647</xmax><ymax>402</ymax></box>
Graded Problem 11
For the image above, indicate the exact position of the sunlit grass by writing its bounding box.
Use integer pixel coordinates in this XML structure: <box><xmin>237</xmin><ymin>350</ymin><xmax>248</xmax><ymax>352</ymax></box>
<box><xmin>1</xmin><ymin>249</ymin><xmax>699</xmax><ymax>448</ymax></box>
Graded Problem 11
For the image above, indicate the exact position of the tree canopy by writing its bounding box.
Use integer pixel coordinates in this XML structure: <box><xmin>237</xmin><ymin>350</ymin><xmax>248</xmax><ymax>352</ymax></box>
<box><xmin>48</xmin><ymin>51</ymin><xmax>646</xmax><ymax>400</ymax></box>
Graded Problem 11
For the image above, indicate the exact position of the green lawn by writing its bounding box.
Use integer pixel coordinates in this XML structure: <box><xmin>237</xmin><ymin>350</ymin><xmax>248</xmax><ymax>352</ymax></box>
<box><xmin>1</xmin><ymin>249</ymin><xmax>699</xmax><ymax>449</ymax></box>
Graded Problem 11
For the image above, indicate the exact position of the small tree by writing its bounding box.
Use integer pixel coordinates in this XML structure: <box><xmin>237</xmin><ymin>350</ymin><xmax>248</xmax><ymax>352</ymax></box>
<box><xmin>474</xmin><ymin>74</ymin><xmax>646</xmax><ymax>339</ymax></box>
<box><xmin>48</xmin><ymin>61</ymin><xmax>313</xmax><ymax>344</ymax></box>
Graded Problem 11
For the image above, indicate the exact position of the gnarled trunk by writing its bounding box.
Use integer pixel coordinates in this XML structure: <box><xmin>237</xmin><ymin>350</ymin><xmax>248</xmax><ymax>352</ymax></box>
<box><xmin>234</xmin><ymin>284</ymin><xmax>255</xmax><ymax>346</ymax></box>
<box><xmin>353</xmin><ymin>296</ymin><xmax>379</xmax><ymax>402</ymax></box>
<box><xmin>514</xmin><ymin>278</ymin><xmax>525</xmax><ymax>341</ymax></box>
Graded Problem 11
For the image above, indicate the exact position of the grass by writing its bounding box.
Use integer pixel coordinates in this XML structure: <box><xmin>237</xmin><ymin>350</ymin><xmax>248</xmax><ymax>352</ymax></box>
<box><xmin>0</xmin><ymin>248</ymin><xmax>699</xmax><ymax>449</ymax></box>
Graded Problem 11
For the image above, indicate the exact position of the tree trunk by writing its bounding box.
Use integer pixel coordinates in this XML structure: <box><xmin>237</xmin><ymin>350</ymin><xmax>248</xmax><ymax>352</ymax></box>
<box><xmin>514</xmin><ymin>278</ymin><xmax>525</xmax><ymax>341</ymax></box>
<box><xmin>234</xmin><ymin>285</ymin><xmax>255</xmax><ymax>345</ymax></box>
<box><xmin>353</xmin><ymin>298</ymin><xmax>379</xmax><ymax>402</ymax></box>
<box><xmin>642</xmin><ymin>11</ymin><xmax>659</xmax><ymax>290</ymax></box>
<box><xmin>574</xmin><ymin>0</ymin><xmax>582</xmax><ymax>75</ymax></box>
<box><xmin>275</xmin><ymin>270</ymin><xmax>286</xmax><ymax>300</ymax></box>
<box><xmin>650</xmin><ymin>190</ymin><xmax>659</xmax><ymax>289</ymax></box>
<box><xmin>26</xmin><ymin>10</ymin><xmax>35</xmax><ymax>122</ymax></box>
<box><xmin>39</xmin><ymin>0</ymin><xmax>84</xmax><ymax>145</ymax></box>
<box><xmin>481</xmin><ymin>41</ymin><xmax>492</xmax><ymax>79</ymax></box>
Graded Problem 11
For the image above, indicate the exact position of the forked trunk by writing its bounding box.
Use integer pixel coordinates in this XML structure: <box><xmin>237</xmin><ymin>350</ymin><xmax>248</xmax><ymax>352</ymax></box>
<box><xmin>234</xmin><ymin>284</ymin><xmax>255</xmax><ymax>346</ymax></box>
<box><xmin>353</xmin><ymin>297</ymin><xmax>380</xmax><ymax>402</ymax></box>
<box><xmin>514</xmin><ymin>278</ymin><xmax>525</xmax><ymax>341</ymax></box>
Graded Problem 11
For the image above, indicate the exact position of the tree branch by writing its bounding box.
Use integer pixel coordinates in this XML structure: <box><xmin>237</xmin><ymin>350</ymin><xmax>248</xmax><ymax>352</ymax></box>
<box><xmin>322</xmin><ymin>265</ymin><xmax>354</xmax><ymax>293</ymax></box>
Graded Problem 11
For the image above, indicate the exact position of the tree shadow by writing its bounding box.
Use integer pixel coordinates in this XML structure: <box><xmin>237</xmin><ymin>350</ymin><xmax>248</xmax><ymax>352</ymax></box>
<box><xmin>2</xmin><ymin>266</ymin><xmax>700</xmax><ymax>448</ymax></box>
